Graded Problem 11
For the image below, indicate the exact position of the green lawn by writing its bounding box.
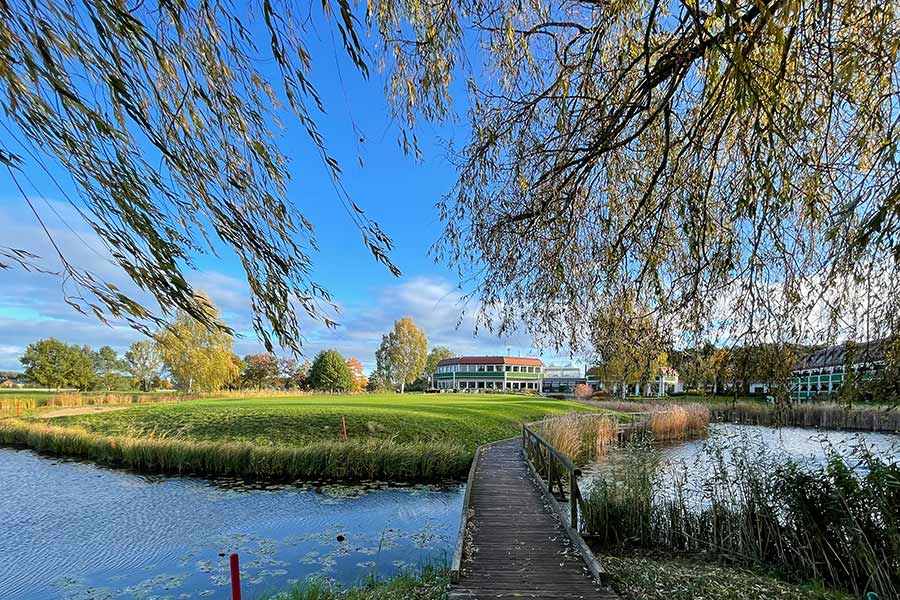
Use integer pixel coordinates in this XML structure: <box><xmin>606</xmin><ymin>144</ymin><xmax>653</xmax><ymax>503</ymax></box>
<box><xmin>43</xmin><ymin>392</ymin><xmax>591</xmax><ymax>450</ymax></box>
<box><xmin>1</xmin><ymin>393</ymin><xmax>596</xmax><ymax>481</ymax></box>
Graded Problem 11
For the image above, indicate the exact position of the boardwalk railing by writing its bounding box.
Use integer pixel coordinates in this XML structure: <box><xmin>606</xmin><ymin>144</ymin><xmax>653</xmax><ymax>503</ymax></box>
<box><xmin>522</xmin><ymin>422</ymin><xmax>607</xmax><ymax>582</ymax></box>
<box><xmin>522</xmin><ymin>423</ymin><xmax>584</xmax><ymax>530</ymax></box>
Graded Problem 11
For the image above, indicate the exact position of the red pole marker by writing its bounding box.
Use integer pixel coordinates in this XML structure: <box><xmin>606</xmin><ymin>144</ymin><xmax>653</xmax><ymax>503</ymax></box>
<box><xmin>229</xmin><ymin>553</ymin><xmax>241</xmax><ymax>600</ymax></box>
<box><xmin>341</xmin><ymin>415</ymin><xmax>349</xmax><ymax>441</ymax></box>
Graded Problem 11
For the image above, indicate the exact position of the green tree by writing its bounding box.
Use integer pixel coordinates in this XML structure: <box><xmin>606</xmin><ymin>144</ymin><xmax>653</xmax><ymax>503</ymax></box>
<box><xmin>278</xmin><ymin>357</ymin><xmax>312</xmax><ymax>390</ymax></box>
<box><xmin>156</xmin><ymin>298</ymin><xmax>239</xmax><ymax>393</ymax></box>
<box><xmin>93</xmin><ymin>346</ymin><xmax>124</xmax><ymax>391</ymax></box>
<box><xmin>308</xmin><ymin>349</ymin><xmax>353</xmax><ymax>392</ymax></box>
<box><xmin>590</xmin><ymin>298</ymin><xmax>668</xmax><ymax>399</ymax></box>
<box><xmin>424</xmin><ymin>346</ymin><xmax>454</xmax><ymax>388</ymax></box>
<box><xmin>382</xmin><ymin>317</ymin><xmax>428</xmax><ymax>394</ymax></box>
<box><xmin>241</xmin><ymin>353</ymin><xmax>279</xmax><ymax>389</ymax></box>
<box><xmin>20</xmin><ymin>338</ymin><xmax>77</xmax><ymax>390</ymax></box>
<box><xmin>125</xmin><ymin>340</ymin><xmax>163</xmax><ymax>392</ymax></box>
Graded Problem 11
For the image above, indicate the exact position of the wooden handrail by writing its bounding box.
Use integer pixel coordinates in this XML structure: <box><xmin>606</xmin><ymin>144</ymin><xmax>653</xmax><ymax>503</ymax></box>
<box><xmin>521</xmin><ymin>421</ymin><xmax>607</xmax><ymax>582</ymax></box>
<box><xmin>522</xmin><ymin>423</ymin><xmax>581</xmax><ymax>475</ymax></box>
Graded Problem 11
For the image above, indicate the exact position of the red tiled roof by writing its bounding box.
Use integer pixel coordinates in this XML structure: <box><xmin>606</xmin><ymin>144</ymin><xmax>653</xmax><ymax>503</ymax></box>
<box><xmin>437</xmin><ymin>356</ymin><xmax>544</xmax><ymax>367</ymax></box>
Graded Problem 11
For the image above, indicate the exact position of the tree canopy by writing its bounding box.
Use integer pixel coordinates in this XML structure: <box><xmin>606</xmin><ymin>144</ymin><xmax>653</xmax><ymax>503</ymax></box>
<box><xmin>0</xmin><ymin>0</ymin><xmax>398</xmax><ymax>353</ymax></box>
<box><xmin>20</xmin><ymin>338</ymin><xmax>96</xmax><ymax>390</ymax></box>
<box><xmin>3</xmin><ymin>0</ymin><xmax>899</xmax><ymax>351</ymax></box>
<box><xmin>124</xmin><ymin>340</ymin><xmax>162</xmax><ymax>392</ymax></box>
<box><xmin>376</xmin><ymin>317</ymin><xmax>428</xmax><ymax>393</ymax></box>
<box><xmin>156</xmin><ymin>297</ymin><xmax>238</xmax><ymax>393</ymax></box>
<box><xmin>308</xmin><ymin>349</ymin><xmax>353</xmax><ymax>392</ymax></box>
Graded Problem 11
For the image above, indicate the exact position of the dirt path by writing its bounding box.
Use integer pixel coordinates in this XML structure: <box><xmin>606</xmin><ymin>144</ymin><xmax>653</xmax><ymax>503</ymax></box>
<box><xmin>37</xmin><ymin>405</ymin><xmax>133</xmax><ymax>419</ymax></box>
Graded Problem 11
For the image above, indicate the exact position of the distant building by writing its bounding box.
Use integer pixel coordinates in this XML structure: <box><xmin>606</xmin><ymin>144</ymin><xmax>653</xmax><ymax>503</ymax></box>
<box><xmin>748</xmin><ymin>382</ymin><xmax>769</xmax><ymax>395</ymax></box>
<box><xmin>587</xmin><ymin>366</ymin><xmax>682</xmax><ymax>397</ymax></box>
<box><xmin>433</xmin><ymin>356</ymin><xmax>544</xmax><ymax>391</ymax></box>
<box><xmin>790</xmin><ymin>340</ymin><xmax>885</xmax><ymax>401</ymax></box>
<box><xmin>541</xmin><ymin>364</ymin><xmax>586</xmax><ymax>395</ymax></box>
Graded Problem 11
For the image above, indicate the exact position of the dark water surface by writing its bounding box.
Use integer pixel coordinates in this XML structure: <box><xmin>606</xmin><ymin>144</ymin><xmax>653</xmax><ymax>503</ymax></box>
<box><xmin>0</xmin><ymin>448</ymin><xmax>463</xmax><ymax>599</ymax></box>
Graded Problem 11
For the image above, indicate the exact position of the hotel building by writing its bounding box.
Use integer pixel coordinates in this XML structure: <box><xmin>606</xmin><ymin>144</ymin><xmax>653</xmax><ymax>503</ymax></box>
<box><xmin>433</xmin><ymin>356</ymin><xmax>545</xmax><ymax>391</ymax></box>
<box><xmin>790</xmin><ymin>340</ymin><xmax>885</xmax><ymax>401</ymax></box>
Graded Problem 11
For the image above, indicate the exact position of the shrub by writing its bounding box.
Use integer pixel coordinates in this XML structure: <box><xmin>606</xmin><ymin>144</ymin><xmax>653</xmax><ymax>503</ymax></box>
<box><xmin>574</xmin><ymin>384</ymin><xmax>594</xmax><ymax>399</ymax></box>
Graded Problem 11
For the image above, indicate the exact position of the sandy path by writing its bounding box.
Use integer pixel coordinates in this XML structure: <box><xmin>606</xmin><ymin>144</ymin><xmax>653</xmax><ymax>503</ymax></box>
<box><xmin>37</xmin><ymin>405</ymin><xmax>133</xmax><ymax>419</ymax></box>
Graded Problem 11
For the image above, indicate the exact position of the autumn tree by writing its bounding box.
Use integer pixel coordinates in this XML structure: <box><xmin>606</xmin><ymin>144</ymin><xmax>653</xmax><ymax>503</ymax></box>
<box><xmin>422</xmin><ymin>0</ymin><xmax>900</xmax><ymax>351</ymax></box>
<box><xmin>5</xmin><ymin>0</ymin><xmax>899</xmax><ymax>356</ymax></box>
<box><xmin>156</xmin><ymin>297</ymin><xmax>238</xmax><ymax>393</ymax></box>
<box><xmin>346</xmin><ymin>358</ymin><xmax>368</xmax><ymax>393</ymax></box>
<box><xmin>377</xmin><ymin>317</ymin><xmax>427</xmax><ymax>394</ymax></box>
<box><xmin>0</xmin><ymin>0</ymin><xmax>399</xmax><ymax>353</ymax></box>
<box><xmin>242</xmin><ymin>354</ymin><xmax>279</xmax><ymax>389</ymax></box>
<box><xmin>279</xmin><ymin>357</ymin><xmax>312</xmax><ymax>390</ymax></box>
<box><xmin>125</xmin><ymin>340</ymin><xmax>162</xmax><ymax>392</ymax></box>
<box><xmin>590</xmin><ymin>297</ymin><xmax>668</xmax><ymax>399</ymax></box>
<box><xmin>308</xmin><ymin>350</ymin><xmax>353</xmax><ymax>392</ymax></box>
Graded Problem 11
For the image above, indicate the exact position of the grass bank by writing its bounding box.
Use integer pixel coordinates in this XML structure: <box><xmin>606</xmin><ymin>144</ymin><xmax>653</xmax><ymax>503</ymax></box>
<box><xmin>2</xmin><ymin>393</ymin><xmax>593</xmax><ymax>480</ymax></box>
<box><xmin>583</xmin><ymin>438</ymin><xmax>900</xmax><ymax>597</ymax></box>
<box><xmin>263</xmin><ymin>568</ymin><xmax>448</xmax><ymax>600</ymax></box>
<box><xmin>602</xmin><ymin>552</ymin><xmax>853</xmax><ymax>600</ymax></box>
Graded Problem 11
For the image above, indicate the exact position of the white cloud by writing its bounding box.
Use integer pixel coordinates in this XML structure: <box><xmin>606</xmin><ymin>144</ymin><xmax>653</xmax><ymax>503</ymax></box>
<box><xmin>0</xmin><ymin>201</ymin><xmax>574</xmax><ymax>373</ymax></box>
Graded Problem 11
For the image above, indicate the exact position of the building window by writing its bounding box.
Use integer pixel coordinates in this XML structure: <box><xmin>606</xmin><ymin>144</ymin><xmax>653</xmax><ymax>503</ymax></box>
<box><xmin>486</xmin><ymin>365</ymin><xmax>494</xmax><ymax>372</ymax></box>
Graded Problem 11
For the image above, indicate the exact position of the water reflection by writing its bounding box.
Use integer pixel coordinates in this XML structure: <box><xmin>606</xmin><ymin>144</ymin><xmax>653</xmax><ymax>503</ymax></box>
<box><xmin>582</xmin><ymin>423</ymin><xmax>900</xmax><ymax>500</ymax></box>
<box><xmin>0</xmin><ymin>448</ymin><xmax>463</xmax><ymax>600</ymax></box>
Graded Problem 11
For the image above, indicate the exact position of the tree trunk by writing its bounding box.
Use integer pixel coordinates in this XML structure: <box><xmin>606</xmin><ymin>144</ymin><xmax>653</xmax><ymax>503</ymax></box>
<box><xmin>400</xmin><ymin>381</ymin><xmax>405</xmax><ymax>394</ymax></box>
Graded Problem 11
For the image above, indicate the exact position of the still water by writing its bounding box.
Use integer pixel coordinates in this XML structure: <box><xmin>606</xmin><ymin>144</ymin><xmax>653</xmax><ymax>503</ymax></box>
<box><xmin>0</xmin><ymin>448</ymin><xmax>463</xmax><ymax>600</ymax></box>
<box><xmin>583</xmin><ymin>423</ymin><xmax>900</xmax><ymax>497</ymax></box>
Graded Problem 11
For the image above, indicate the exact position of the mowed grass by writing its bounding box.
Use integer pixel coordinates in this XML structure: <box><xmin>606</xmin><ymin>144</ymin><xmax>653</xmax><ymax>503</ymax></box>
<box><xmin>44</xmin><ymin>393</ymin><xmax>589</xmax><ymax>449</ymax></box>
<box><xmin>1</xmin><ymin>393</ymin><xmax>594</xmax><ymax>481</ymax></box>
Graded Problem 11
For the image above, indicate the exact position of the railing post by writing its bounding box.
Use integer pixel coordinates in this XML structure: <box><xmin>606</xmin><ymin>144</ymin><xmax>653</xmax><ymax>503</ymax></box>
<box><xmin>569</xmin><ymin>470</ymin><xmax>578</xmax><ymax>530</ymax></box>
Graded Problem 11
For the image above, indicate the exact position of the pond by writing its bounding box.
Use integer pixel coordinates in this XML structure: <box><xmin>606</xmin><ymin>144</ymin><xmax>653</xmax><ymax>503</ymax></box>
<box><xmin>0</xmin><ymin>448</ymin><xmax>464</xmax><ymax>600</ymax></box>
<box><xmin>582</xmin><ymin>423</ymin><xmax>900</xmax><ymax>497</ymax></box>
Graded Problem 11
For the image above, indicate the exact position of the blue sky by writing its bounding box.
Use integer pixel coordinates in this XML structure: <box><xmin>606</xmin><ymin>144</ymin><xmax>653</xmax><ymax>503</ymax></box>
<box><xmin>0</xmin><ymin>19</ymin><xmax>579</xmax><ymax>374</ymax></box>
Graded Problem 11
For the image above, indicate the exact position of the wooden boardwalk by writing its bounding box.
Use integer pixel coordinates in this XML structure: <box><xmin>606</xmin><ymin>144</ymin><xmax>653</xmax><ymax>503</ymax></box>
<box><xmin>449</xmin><ymin>439</ymin><xmax>617</xmax><ymax>599</ymax></box>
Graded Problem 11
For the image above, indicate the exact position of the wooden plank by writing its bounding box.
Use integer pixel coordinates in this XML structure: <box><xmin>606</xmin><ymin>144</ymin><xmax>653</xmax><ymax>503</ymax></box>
<box><xmin>450</xmin><ymin>439</ymin><xmax>618</xmax><ymax>599</ymax></box>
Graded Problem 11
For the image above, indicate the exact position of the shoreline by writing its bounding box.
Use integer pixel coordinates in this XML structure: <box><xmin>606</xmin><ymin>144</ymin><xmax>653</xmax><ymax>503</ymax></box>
<box><xmin>0</xmin><ymin>419</ymin><xmax>473</xmax><ymax>483</ymax></box>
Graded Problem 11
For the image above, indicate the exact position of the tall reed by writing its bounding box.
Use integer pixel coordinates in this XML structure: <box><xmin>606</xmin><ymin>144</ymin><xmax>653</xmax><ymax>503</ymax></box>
<box><xmin>582</xmin><ymin>436</ymin><xmax>900</xmax><ymax>597</ymax></box>
<box><xmin>0</xmin><ymin>419</ymin><xmax>470</xmax><ymax>481</ymax></box>
<box><xmin>712</xmin><ymin>402</ymin><xmax>900</xmax><ymax>432</ymax></box>
<box><xmin>538</xmin><ymin>412</ymin><xmax>619</xmax><ymax>463</ymax></box>
<box><xmin>0</xmin><ymin>392</ymin><xmax>183</xmax><ymax>416</ymax></box>
<box><xmin>647</xmin><ymin>404</ymin><xmax>709</xmax><ymax>441</ymax></box>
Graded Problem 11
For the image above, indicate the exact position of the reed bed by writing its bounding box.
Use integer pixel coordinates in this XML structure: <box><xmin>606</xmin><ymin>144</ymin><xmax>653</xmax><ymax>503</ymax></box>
<box><xmin>538</xmin><ymin>406</ymin><xmax>709</xmax><ymax>463</ymax></box>
<box><xmin>538</xmin><ymin>412</ymin><xmax>619</xmax><ymax>463</ymax></box>
<box><xmin>0</xmin><ymin>419</ymin><xmax>471</xmax><ymax>481</ymax></box>
<box><xmin>646</xmin><ymin>404</ymin><xmax>709</xmax><ymax>441</ymax></box>
<box><xmin>582</xmin><ymin>438</ymin><xmax>900</xmax><ymax>598</ymax></box>
<box><xmin>0</xmin><ymin>392</ymin><xmax>184</xmax><ymax>417</ymax></box>
<box><xmin>712</xmin><ymin>401</ymin><xmax>900</xmax><ymax>432</ymax></box>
